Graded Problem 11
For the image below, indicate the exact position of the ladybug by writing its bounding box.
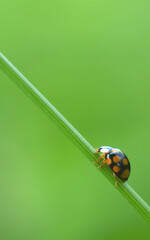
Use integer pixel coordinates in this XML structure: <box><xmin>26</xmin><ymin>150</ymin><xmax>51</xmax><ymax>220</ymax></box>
<box><xmin>93</xmin><ymin>146</ymin><xmax>131</xmax><ymax>187</ymax></box>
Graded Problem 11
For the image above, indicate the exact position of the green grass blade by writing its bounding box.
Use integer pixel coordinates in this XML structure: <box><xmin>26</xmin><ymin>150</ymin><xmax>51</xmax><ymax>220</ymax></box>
<box><xmin>0</xmin><ymin>52</ymin><xmax>150</xmax><ymax>221</ymax></box>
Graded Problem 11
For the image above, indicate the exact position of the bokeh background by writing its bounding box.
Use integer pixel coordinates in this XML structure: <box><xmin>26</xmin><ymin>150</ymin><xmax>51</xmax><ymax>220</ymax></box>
<box><xmin>0</xmin><ymin>0</ymin><xmax>150</xmax><ymax>239</ymax></box>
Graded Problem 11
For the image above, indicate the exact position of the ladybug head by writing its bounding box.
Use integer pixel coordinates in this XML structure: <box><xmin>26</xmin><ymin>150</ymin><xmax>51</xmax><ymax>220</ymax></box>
<box><xmin>99</xmin><ymin>146</ymin><xmax>113</xmax><ymax>153</ymax></box>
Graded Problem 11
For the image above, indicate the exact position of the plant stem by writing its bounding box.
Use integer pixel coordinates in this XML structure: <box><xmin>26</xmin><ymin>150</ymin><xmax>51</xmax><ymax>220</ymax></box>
<box><xmin>0</xmin><ymin>52</ymin><xmax>150</xmax><ymax>221</ymax></box>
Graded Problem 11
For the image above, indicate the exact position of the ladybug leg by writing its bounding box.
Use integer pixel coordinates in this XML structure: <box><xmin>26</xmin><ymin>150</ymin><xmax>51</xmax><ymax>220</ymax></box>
<box><xmin>94</xmin><ymin>148</ymin><xmax>100</xmax><ymax>154</ymax></box>
<box><xmin>97</xmin><ymin>160</ymin><xmax>106</xmax><ymax>169</ymax></box>
<box><xmin>113</xmin><ymin>173</ymin><xmax>118</xmax><ymax>188</ymax></box>
<box><xmin>93</xmin><ymin>156</ymin><xmax>101</xmax><ymax>164</ymax></box>
<box><xmin>93</xmin><ymin>153</ymin><xmax>106</xmax><ymax>164</ymax></box>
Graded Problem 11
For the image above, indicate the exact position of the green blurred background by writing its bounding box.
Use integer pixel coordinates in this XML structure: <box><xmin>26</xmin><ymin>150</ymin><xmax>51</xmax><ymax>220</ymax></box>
<box><xmin>0</xmin><ymin>0</ymin><xmax>150</xmax><ymax>239</ymax></box>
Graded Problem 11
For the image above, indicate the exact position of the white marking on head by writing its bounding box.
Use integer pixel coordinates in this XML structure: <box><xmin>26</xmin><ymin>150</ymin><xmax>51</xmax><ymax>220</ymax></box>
<box><xmin>100</xmin><ymin>146</ymin><xmax>112</xmax><ymax>153</ymax></box>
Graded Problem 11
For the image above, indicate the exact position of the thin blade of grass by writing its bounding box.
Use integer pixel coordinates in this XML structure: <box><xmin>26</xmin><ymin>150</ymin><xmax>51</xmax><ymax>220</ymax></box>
<box><xmin>0</xmin><ymin>52</ymin><xmax>150</xmax><ymax>221</ymax></box>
